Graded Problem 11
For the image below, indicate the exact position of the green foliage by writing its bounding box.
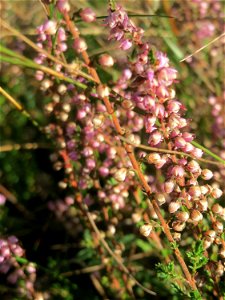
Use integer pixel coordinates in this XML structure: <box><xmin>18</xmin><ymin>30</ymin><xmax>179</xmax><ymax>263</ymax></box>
<box><xmin>155</xmin><ymin>261</ymin><xmax>177</xmax><ymax>280</ymax></box>
<box><xmin>186</xmin><ymin>241</ymin><xmax>208</xmax><ymax>274</ymax></box>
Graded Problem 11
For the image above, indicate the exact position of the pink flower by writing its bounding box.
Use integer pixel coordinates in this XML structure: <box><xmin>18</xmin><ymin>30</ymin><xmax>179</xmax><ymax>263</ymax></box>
<box><xmin>0</xmin><ymin>194</ymin><xmax>6</xmax><ymax>205</ymax></box>
<box><xmin>120</xmin><ymin>39</ymin><xmax>132</xmax><ymax>50</ymax></box>
<box><xmin>80</xmin><ymin>8</ymin><xmax>96</xmax><ymax>23</ymax></box>
<box><xmin>148</xmin><ymin>131</ymin><xmax>163</xmax><ymax>146</ymax></box>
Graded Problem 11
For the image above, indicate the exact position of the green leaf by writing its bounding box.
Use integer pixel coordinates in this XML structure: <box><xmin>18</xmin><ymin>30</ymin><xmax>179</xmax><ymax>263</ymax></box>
<box><xmin>136</xmin><ymin>239</ymin><xmax>152</xmax><ymax>252</ymax></box>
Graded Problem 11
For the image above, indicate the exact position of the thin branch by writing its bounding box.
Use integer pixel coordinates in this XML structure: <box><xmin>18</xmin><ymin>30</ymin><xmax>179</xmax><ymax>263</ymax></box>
<box><xmin>0</xmin><ymin>86</ymin><xmax>43</xmax><ymax>132</ymax></box>
<box><xmin>0</xmin><ymin>143</ymin><xmax>50</xmax><ymax>152</ymax></box>
<box><xmin>180</xmin><ymin>32</ymin><xmax>225</xmax><ymax>62</ymax></box>
<box><xmin>119</xmin><ymin>136</ymin><xmax>225</xmax><ymax>166</ymax></box>
<box><xmin>0</xmin><ymin>185</ymin><xmax>33</xmax><ymax>219</ymax></box>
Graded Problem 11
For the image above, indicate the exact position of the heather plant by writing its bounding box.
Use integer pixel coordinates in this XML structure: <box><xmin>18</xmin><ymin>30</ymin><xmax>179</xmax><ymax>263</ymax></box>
<box><xmin>0</xmin><ymin>0</ymin><xmax>224</xmax><ymax>299</ymax></box>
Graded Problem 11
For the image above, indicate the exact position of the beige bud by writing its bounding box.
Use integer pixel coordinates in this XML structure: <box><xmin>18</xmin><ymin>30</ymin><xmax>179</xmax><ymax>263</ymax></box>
<box><xmin>205</xmin><ymin>230</ymin><xmax>216</xmax><ymax>240</ymax></box>
<box><xmin>62</xmin><ymin>103</ymin><xmax>71</xmax><ymax>113</ymax></box>
<box><xmin>168</xmin><ymin>202</ymin><xmax>180</xmax><ymax>214</ymax></box>
<box><xmin>58</xmin><ymin>84</ymin><xmax>67</xmax><ymax>95</ymax></box>
<box><xmin>176</xmin><ymin>211</ymin><xmax>189</xmax><ymax>222</ymax></box>
<box><xmin>122</xmin><ymin>99</ymin><xmax>134</xmax><ymax>110</ymax></box>
<box><xmin>172</xmin><ymin>221</ymin><xmax>186</xmax><ymax>232</ymax></box>
<box><xmin>41</xmin><ymin>79</ymin><xmax>53</xmax><ymax>91</ymax></box>
<box><xmin>97</xmin><ymin>85</ymin><xmax>109</xmax><ymax>98</ymax></box>
<box><xmin>45</xmin><ymin>103</ymin><xmax>54</xmax><ymax>113</ymax></box>
<box><xmin>114</xmin><ymin>168</ymin><xmax>127</xmax><ymax>182</ymax></box>
<box><xmin>211</xmin><ymin>188</ymin><xmax>223</xmax><ymax>199</ymax></box>
<box><xmin>52</xmin><ymin>94</ymin><xmax>60</xmax><ymax>103</ymax></box>
<box><xmin>219</xmin><ymin>248</ymin><xmax>225</xmax><ymax>259</ymax></box>
<box><xmin>65</xmin><ymin>167</ymin><xmax>73</xmax><ymax>174</ymax></box>
<box><xmin>132</xmin><ymin>212</ymin><xmax>142</xmax><ymax>223</ymax></box>
<box><xmin>173</xmin><ymin>232</ymin><xmax>181</xmax><ymax>241</ymax></box>
<box><xmin>96</xmin><ymin>133</ymin><xmax>105</xmax><ymax>142</ymax></box>
<box><xmin>92</xmin><ymin>115</ymin><xmax>105</xmax><ymax>128</ymax></box>
<box><xmin>201</xmin><ymin>169</ymin><xmax>213</xmax><ymax>180</ymax></box>
<box><xmin>213</xmin><ymin>221</ymin><xmax>223</xmax><ymax>233</ymax></box>
<box><xmin>59</xmin><ymin>112</ymin><xmax>69</xmax><ymax>122</ymax></box>
<box><xmin>200</xmin><ymin>185</ymin><xmax>211</xmax><ymax>195</ymax></box>
<box><xmin>53</xmin><ymin>161</ymin><xmax>63</xmax><ymax>171</ymax></box>
<box><xmin>156</xmin><ymin>193</ymin><xmax>166</xmax><ymax>206</ymax></box>
<box><xmin>57</xmin><ymin>139</ymin><xmax>66</xmax><ymax>148</ymax></box>
<box><xmin>215</xmin><ymin>262</ymin><xmax>224</xmax><ymax>277</ymax></box>
<box><xmin>190</xmin><ymin>210</ymin><xmax>203</xmax><ymax>222</ymax></box>
<box><xmin>212</xmin><ymin>203</ymin><xmax>223</xmax><ymax>215</ymax></box>
<box><xmin>58</xmin><ymin>181</ymin><xmax>67</xmax><ymax>189</ymax></box>
<box><xmin>214</xmin><ymin>237</ymin><xmax>222</xmax><ymax>245</ymax></box>
<box><xmin>198</xmin><ymin>200</ymin><xmax>208</xmax><ymax>211</ymax></box>
<box><xmin>107</xmin><ymin>225</ymin><xmax>116</xmax><ymax>236</ymax></box>
<box><xmin>203</xmin><ymin>239</ymin><xmax>212</xmax><ymax>249</ymax></box>
<box><xmin>139</xmin><ymin>224</ymin><xmax>153</xmax><ymax>237</ymax></box>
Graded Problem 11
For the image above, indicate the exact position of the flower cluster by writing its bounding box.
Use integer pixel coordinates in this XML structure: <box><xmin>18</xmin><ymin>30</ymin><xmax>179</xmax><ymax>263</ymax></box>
<box><xmin>0</xmin><ymin>236</ymin><xmax>36</xmax><ymax>298</ymax></box>
<box><xmin>105</xmin><ymin>4</ymin><xmax>224</xmax><ymax>254</ymax></box>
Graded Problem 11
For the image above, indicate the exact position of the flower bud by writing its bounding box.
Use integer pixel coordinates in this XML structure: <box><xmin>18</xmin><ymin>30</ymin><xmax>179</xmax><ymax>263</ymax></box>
<box><xmin>156</xmin><ymin>193</ymin><xmax>166</xmax><ymax>206</ymax></box>
<box><xmin>132</xmin><ymin>212</ymin><xmax>142</xmax><ymax>223</ymax></box>
<box><xmin>58</xmin><ymin>84</ymin><xmax>67</xmax><ymax>95</ymax></box>
<box><xmin>173</xmin><ymin>232</ymin><xmax>181</xmax><ymax>241</ymax></box>
<box><xmin>219</xmin><ymin>247</ymin><xmax>225</xmax><ymax>259</ymax></box>
<box><xmin>99</xmin><ymin>166</ymin><xmax>109</xmax><ymax>177</ymax></box>
<box><xmin>163</xmin><ymin>180</ymin><xmax>175</xmax><ymax>193</ymax></box>
<box><xmin>212</xmin><ymin>203</ymin><xmax>223</xmax><ymax>214</ymax></box>
<box><xmin>58</xmin><ymin>181</ymin><xmax>67</xmax><ymax>189</ymax></box>
<box><xmin>62</xmin><ymin>103</ymin><xmax>71</xmax><ymax>113</ymax></box>
<box><xmin>167</xmin><ymin>100</ymin><xmax>181</xmax><ymax>114</ymax></box>
<box><xmin>43</xmin><ymin>20</ymin><xmax>57</xmax><ymax>35</ymax></box>
<box><xmin>57</xmin><ymin>0</ymin><xmax>70</xmax><ymax>13</ymax></box>
<box><xmin>201</xmin><ymin>169</ymin><xmax>213</xmax><ymax>180</ymax></box>
<box><xmin>201</xmin><ymin>185</ymin><xmax>211</xmax><ymax>195</ymax></box>
<box><xmin>41</xmin><ymin>79</ymin><xmax>53</xmax><ymax>91</ymax></box>
<box><xmin>174</xmin><ymin>137</ymin><xmax>186</xmax><ymax>149</ymax></box>
<box><xmin>99</xmin><ymin>54</ymin><xmax>114</xmax><ymax>67</ymax></box>
<box><xmin>176</xmin><ymin>211</ymin><xmax>189</xmax><ymax>222</ymax></box>
<box><xmin>203</xmin><ymin>239</ymin><xmax>212</xmax><ymax>249</ymax></box>
<box><xmin>172</xmin><ymin>221</ymin><xmax>186</xmax><ymax>232</ymax></box>
<box><xmin>192</xmin><ymin>147</ymin><xmax>203</xmax><ymax>158</ymax></box>
<box><xmin>120</xmin><ymin>39</ymin><xmax>132</xmax><ymax>50</ymax></box>
<box><xmin>114</xmin><ymin>168</ymin><xmax>127</xmax><ymax>182</ymax></box>
<box><xmin>122</xmin><ymin>99</ymin><xmax>134</xmax><ymax>110</ymax></box>
<box><xmin>59</xmin><ymin>112</ymin><xmax>69</xmax><ymax>122</ymax></box>
<box><xmin>216</xmin><ymin>262</ymin><xmax>224</xmax><ymax>277</ymax></box>
<box><xmin>213</xmin><ymin>221</ymin><xmax>223</xmax><ymax>233</ymax></box>
<box><xmin>187</xmin><ymin>160</ymin><xmax>201</xmax><ymax>173</ymax></box>
<box><xmin>107</xmin><ymin>225</ymin><xmax>116</xmax><ymax>236</ymax></box>
<box><xmin>147</xmin><ymin>153</ymin><xmax>161</xmax><ymax>164</ymax></box>
<box><xmin>198</xmin><ymin>200</ymin><xmax>208</xmax><ymax>211</ymax></box>
<box><xmin>171</xmin><ymin>165</ymin><xmax>185</xmax><ymax>177</ymax></box>
<box><xmin>92</xmin><ymin>115</ymin><xmax>105</xmax><ymax>128</ymax></box>
<box><xmin>73</xmin><ymin>38</ymin><xmax>87</xmax><ymax>53</ymax></box>
<box><xmin>190</xmin><ymin>210</ymin><xmax>203</xmax><ymax>222</ymax></box>
<box><xmin>148</xmin><ymin>131</ymin><xmax>163</xmax><ymax>146</ymax></box>
<box><xmin>80</xmin><ymin>8</ymin><xmax>96</xmax><ymax>23</ymax></box>
<box><xmin>211</xmin><ymin>188</ymin><xmax>223</xmax><ymax>199</ymax></box>
<box><xmin>97</xmin><ymin>85</ymin><xmax>110</xmax><ymax>98</ymax></box>
<box><xmin>188</xmin><ymin>186</ymin><xmax>202</xmax><ymax>198</ymax></box>
<box><xmin>139</xmin><ymin>224</ymin><xmax>153</xmax><ymax>237</ymax></box>
<box><xmin>168</xmin><ymin>202</ymin><xmax>180</xmax><ymax>213</ymax></box>
<box><xmin>205</xmin><ymin>230</ymin><xmax>216</xmax><ymax>240</ymax></box>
